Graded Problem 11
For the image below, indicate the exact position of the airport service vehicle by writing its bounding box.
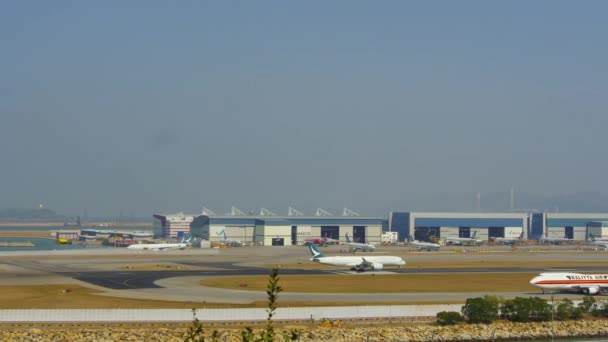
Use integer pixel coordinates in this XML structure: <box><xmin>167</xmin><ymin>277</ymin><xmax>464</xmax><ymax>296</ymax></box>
<box><xmin>344</xmin><ymin>233</ymin><xmax>376</xmax><ymax>252</ymax></box>
<box><xmin>305</xmin><ymin>242</ymin><xmax>405</xmax><ymax>272</ymax></box>
<box><xmin>539</xmin><ymin>236</ymin><xmax>574</xmax><ymax>245</ymax></box>
<box><xmin>127</xmin><ymin>235</ymin><xmax>192</xmax><ymax>251</ymax></box>
<box><xmin>530</xmin><ymin>272</ymin><xmax>608</xmax><ymax>295</ymax></box>
<box><xmin>406</xmin><ymin>235</ymin><xmax>440</xmax><ymax>251</ymax></box>
<box><xmin>493</xmin><ymin>232</ymin><xmax>524</xmax><ymax>245</ymax></box>
<box><xmin>445</xmin><ymin>231</ymin><xmax>481</xmax><ymax>246</ymax></box>
<box><xmin>587</xmin><ymin>234</ymin><xmax>608</xmax><ymax>250</ymax></box>
<box><xmin>218</xmin><ymin>229</ymin><xmax>242</xmax><ymax>247</ymax></box>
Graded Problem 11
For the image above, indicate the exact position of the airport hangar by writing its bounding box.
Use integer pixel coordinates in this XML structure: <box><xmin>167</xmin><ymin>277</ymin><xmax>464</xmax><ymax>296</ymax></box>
<box><xmin>389</xmin><ymin>212</ymin><xmax>608</xmax><ymax>242</ymax></box>
<box><xmin>155</xmin><ymin>212</ymin><xmax>387</xmax><ymax>246</ymax></box>
<box><xmin>389</xmin><ymin>212</ymin><xmax>530</xmax><ymax>243</ymax></box>
<box><xmin>530</xmin><ymin>212</ymin><xmax>608</xmax><ymax>240</ymax></box>
<box><xmin>153</xmin><ymin>211</ymin><xmax>608</xmax><ymax>245</ymax></box>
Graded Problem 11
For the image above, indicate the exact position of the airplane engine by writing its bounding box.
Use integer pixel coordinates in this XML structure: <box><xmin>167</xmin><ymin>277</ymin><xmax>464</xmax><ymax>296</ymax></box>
<box><xmin>583</xmin><ymin>286</ymin><xmax>600</xmax><ymax>295</ymax></box>
<box><xmin>371</xmin><ymin>263</ymin><xmax>383</xmax><ymax>270</ymax></box>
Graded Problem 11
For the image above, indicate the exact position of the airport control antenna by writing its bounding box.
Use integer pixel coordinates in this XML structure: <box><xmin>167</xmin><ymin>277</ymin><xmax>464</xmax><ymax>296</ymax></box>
<box><xmin>259</xmin><ymin>208</ymin><xmax>276</xmax><ymax>216</ymax></box>
<box><xmin>201</xmin><ymin>207</ymin><xmax>216</xmax><ymax>216</ymax></box>
<box><xmin>315</xmin><ymin>208</ymin><xmax>333</xmax><ymax>216</ymax></box>
<box><xmin>288</xmin><ymin>207</ymin><xmax>304</xmax><ymax>216</ymax></box>
<box><xmin>229</xmin><ymin>206</ymin><xmax>246</xmax><ymax>216</ymax></box>
<box><xmin>342</xmin><ymin>207</ymin><xmax>360</xmax><ymax>217</ymax></box>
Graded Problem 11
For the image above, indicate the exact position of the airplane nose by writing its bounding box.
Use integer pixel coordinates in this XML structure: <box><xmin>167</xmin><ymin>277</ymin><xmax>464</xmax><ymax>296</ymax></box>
<box><xmin>530</xmin><ymin>277</ymin><xmax>539</xmax><ymax>285</ymax></box>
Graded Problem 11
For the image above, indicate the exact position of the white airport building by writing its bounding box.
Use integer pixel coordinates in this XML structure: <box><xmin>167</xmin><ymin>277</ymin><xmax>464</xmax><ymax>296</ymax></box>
<box><xmin>189</xmin><ymin>214</ymin><xmax>386</xmax><ymax>246</ymax></box>
<box><xmin>153</xmin><ymin>209</ymin><xmax>608</xmax><ymax>244</ymax></box>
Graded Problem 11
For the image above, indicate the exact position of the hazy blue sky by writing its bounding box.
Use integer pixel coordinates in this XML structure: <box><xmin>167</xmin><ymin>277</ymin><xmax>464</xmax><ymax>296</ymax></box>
<box><xmin>2</xmin><ymin>1</ymin><xmax>607</xmax><ymax>216</ymax></box>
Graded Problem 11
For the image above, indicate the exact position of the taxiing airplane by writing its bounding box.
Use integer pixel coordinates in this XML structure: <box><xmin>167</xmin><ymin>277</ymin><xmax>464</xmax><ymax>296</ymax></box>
<box><xmin>344</xmin><ymin>233</ymin><xmax>376</xmax><ymax>252</ymax></box>
<box><xmin>406</xmin><ymin>235</ymin><xmax>440</xmax><ymax>251</ymax></box>
<box><xmin>304</xmin><ymin>242</ymin><xmax>405</xmax><ymax>272</ymax></box>
<box><xmin>127</xmin><ymin>235</ymin><xmax>192</xmax><ymax>251</ymax></box>
<box><xmin>445</xmin><ymin>231</ymin><xmax>481</xmax><ymax>246</ymax></box>
<box><xmin>493</xmin><ymin>232</ymin><xmax>524</xmax><ymax>245</ymax></box>
<box><xmin>530</xmin><ymin>272</ymin><xmax>608</xmax><ymax>295</ymax></box>
<box><xmin>587</xmin><ymin>234</ymin><xmax>608</xmax><ymax>250</ymax></box>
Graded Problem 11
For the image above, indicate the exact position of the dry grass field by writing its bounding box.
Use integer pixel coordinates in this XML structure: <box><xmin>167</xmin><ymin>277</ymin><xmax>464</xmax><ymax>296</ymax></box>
<box><xmin>202</xmin><ymin>272</ymin><xmax>539</xmax><ymax>293</ymax></box>
<box><xmin>0</xmin><ymin>285</ymin><xmax>466</xmax><ymax>309</ymax></box>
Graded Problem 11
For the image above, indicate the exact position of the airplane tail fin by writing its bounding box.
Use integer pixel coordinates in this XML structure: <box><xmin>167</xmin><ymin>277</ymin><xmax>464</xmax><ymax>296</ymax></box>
<box><xmin>519</xmin><ymin>232</ymin><xmax>524</xmax><ymax>239</ymax></box>
<box><xmin>408</xmin><ymin>235</ymin><xmax>414</xmax><ymax>242</ymax></box>
<box><xmin>345</xmin><ymin>233</ymin><xmax>351</xmax><ymax>243</ymax></box>
<box><xmin>590</xmin><ymin>234</ymin><xmax>596</xmax><ymax>241</ymax></box>
<box><xmin>305</xmin><ymin>242</ymin><xmax>325</xmax><ymax>258</ymax></box>
<box><xmin>179</xmin><ymin>234</ymin><xmax>192</xmax><ymax>243</ymax></box>
<box><xmin>471</xmin><ymin>231</ymin><xmax>477</xmax><ymax>239</ymax></box>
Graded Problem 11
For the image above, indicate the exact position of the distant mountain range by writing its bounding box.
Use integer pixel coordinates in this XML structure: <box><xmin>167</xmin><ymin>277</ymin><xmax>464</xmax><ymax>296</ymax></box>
<box><xmin>0</xmin><ymin>208</ymin><xmax>65</xmax><ymax>222</ymax></box>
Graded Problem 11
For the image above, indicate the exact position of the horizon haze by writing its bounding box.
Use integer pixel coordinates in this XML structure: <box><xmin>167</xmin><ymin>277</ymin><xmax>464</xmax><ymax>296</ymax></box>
<box><xmin>2</xmin><ymin>2</ymin><xmax>608</xmax><ymax>217</ymax></box>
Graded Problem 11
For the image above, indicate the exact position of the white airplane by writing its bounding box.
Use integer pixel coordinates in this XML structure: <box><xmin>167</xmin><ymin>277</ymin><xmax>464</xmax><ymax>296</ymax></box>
<box><xmin>587</xmin><ymin>234</ymin><xmax>608</xmax><ymax>250</ymax></box>
<box><xmin>127</xmin><ymin>235</ymin><xmax>192</xmax><ymax>251</ymax></box>
<box><xmin>304</xmin><ymin>242</ymin><xmax>405</xmax><ymax>272</ymax></box>
<box><xmin>493</xmin><ymin>232</ymin><xmax>524</xmax><ymax>245</ymax></box>
<box><xmin>406</xmin><ymin>235</ymin><xmax>440</xmax><ymax>251</ymax></box>
<box><xmin>530</xmin><ymin>272</ymin><xmax>608</xmax><ymax>295</ymax></box>
<box><xmin>344</xmin><ymin>233</ymin><xmax>376</xmax><ymax>252</ymax></box>
<box><xmin>218</xmin><ymin>229</ymin><xmax>242</xmax><ymax>247</ymax></box>
<box><xmin>538</xmin><ymin>236</ymin><xmax>574</xmax><ymax>245</ymax></box>
<box><xmin>445</xmin><ymin>231</ymin><xmax>481</xmax><ymax>246</ymax></box>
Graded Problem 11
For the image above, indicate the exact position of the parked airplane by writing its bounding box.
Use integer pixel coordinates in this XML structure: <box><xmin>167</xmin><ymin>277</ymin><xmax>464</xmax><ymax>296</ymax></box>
<box><xmin>344</xmin><ymin>233</ymin><xmax>376</xmax><ymax>252</ymax></box>
<box><xmin>445</xmin><ymin>231</ymin><xmax>481</xmax><ymax>246</ymax></box>
<box><xmin>218</xmin><ymin>229</ymin><xmax>242</xmax><ymax>247</ymax></box>
<box><xmin>538</xmin><ymin>236</ymin><xmax>574</xmax><ymax>245</ymax></box>
<box><xmin>304</xmin><ymin>233</ymin><xmax>339</xmax><ymax>246</ymax></box>
<box><xmin>530</xmin><ymin>272</ymin><xmax>608</xmax><ymax>295</ymax></box>
<box><xmin>493</xmin><ymin>232</ymin><xmax>524</xmax><ymax>245</ymax></box>
<box><xmin>304</xmin><ymin>242</ymin><xmax>405</xmax><ymax>272</ymax></box>
<box><xmin>127</xmin><ymin>235</ymin><xmax>192</xmax><ymax>251</ymax></box>
<box><xmin>406</xmin><ymin>235</ymin><xmax>441</xmax><ymax>251</ymax></box>
<box><xmin>587</xmin><ymin>234</ymin><xmax>608</xmax><ymax>250</ymax></box>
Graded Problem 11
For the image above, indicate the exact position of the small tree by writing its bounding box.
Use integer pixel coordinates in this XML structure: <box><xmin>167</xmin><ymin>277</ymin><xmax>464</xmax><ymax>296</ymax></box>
<box><xmin>436</xmin><ymin>311</ymin><xmax>464</xmax><ymax>326</ymax></box>
<box><xmin>461</xmin><ymin>296</ymin><xmax>499</xmax><ymax>323</ymax></box>
<box><xmin>501</xmin><ymin>297</ymin><xmax>551</xmax><ymax>322</ymax></box>
<box><xmin>183</xmin><ymin>309</ymin><xmax>221</xmax><ymax>342</ymax></box>
<box><xmin>579</xmin><ymin>295</ymin><xmax>596</xmax><ymax>313</ymax></box>
<box><xmin>556</xmin><ymin>299</ymin><xmax>575</xmax><ymax>320</ymax></box>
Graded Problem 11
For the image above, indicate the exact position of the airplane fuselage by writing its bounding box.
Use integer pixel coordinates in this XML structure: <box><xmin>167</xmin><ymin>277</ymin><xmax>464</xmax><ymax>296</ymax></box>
<box><xmin>127</xmin><ymin>243</ymin><xmax>187</xmax><ymax>250</ymax></box>
<box><xmin>530</xmin><ymin>272</ymin><xmax>608</xmax><ymax>295</ymax></box>
<box><xmin>312</xmin><ymin>255</ymin><xmax>405</xmax><ymax>267</ymax></box>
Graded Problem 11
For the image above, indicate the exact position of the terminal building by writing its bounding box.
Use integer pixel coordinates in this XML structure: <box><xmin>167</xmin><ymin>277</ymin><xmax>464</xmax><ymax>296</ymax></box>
<box><xmin>389</xmin><ymin>212</ymin><xmax>529</xmax><ymax>243</ymax></box>
<box><xmin>153</xmin><ymin>212</ymin><xmax>197</xmax><ymax>239</ymax></box>
<box><xmin>189</xmin><ymin>213</ymin><xmax>387</xmax><ymax>246</ymax></box>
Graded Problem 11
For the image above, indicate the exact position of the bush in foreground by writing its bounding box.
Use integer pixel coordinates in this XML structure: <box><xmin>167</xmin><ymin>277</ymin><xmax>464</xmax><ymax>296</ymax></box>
<box><xmin>436</xmin><ymin>311</ymin><xmax>464</xmax><ymax>326</ymax></box>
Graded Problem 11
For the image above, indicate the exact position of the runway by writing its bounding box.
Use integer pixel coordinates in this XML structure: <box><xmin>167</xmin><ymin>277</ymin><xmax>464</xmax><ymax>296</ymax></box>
<box><xmin>1</xmin><ymin>246</ymin><xmax>608</xmax><ymax>304</ymax></box>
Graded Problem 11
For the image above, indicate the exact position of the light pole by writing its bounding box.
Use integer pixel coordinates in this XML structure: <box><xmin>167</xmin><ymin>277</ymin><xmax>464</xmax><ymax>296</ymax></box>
<box><xmin>551</xmin><ymin>294</ymin><xmax>555</xmax><ymax>342</ymax></box>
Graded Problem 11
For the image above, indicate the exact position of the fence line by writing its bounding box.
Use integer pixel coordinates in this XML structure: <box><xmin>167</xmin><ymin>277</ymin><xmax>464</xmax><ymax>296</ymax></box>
<box><xmin>0</xmin><ymin>304</ymin><xmax>461</xmax><ymax>322</ymax></box>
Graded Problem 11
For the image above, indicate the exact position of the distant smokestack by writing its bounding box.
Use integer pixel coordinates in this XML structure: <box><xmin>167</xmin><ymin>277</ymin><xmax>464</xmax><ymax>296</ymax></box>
<box><xmin>476</xmin><ymin>192</ymin><xmax>481</xmax><ymax>212</ymax></box>
<box><xmin>510</xmin><ymin>187</ymin><xmax>515</xmax><ymax>212</ymax></box>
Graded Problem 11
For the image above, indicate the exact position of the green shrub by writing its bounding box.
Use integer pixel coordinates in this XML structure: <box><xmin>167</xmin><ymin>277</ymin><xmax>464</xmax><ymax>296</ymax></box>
<box><xmin>461</xmin><ymin>295</ymin><xmax>499</xmax><ymax>323</ymax></box>
<box><xmin>436</xmin><ymin>311</ymin><xmax>464</xmax><ymax>326</ymax></box>
<box><xmin>579</xmin><ymin>296</ymin><xmax>596</xmax><ymax>313</ymax></box>
<box><xmin>501</xmin><ymin>297</ymin><xmax>551</xmax><ymax>322</ymax></box>
<box><xmin>556</xmin><ymin>299</ymin><xmax>575</xmax><ymax>320</ymax></box>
